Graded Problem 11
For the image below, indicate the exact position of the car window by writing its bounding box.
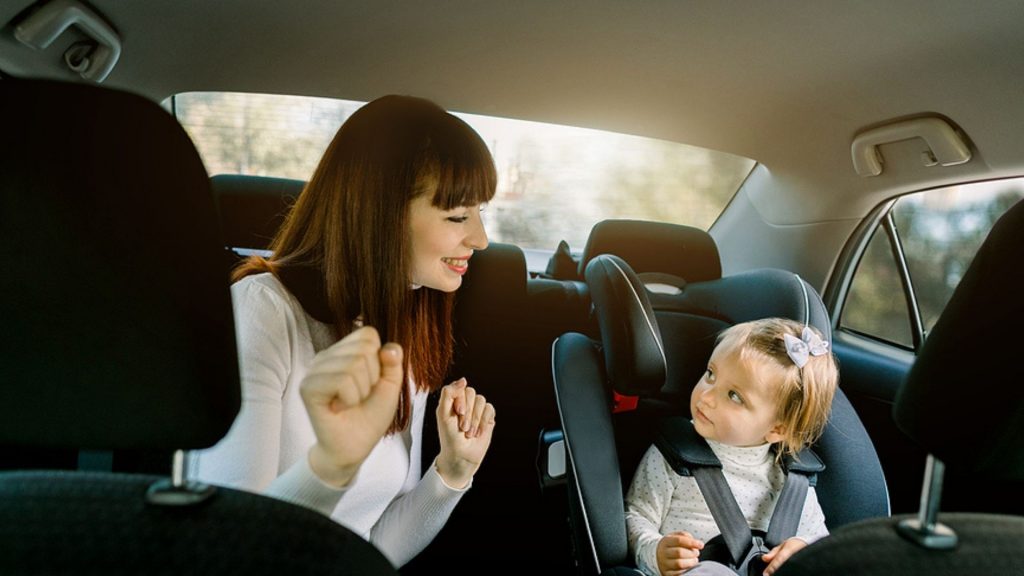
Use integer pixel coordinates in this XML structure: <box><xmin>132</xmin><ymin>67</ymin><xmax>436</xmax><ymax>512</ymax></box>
<box><xmin>840</xmin><ymin>178</ymin><xmax>1024</xmax><ymax>348</ymax></box>
<box><xmin>172</xmin><ymin>92</ymin><xmax>755</xmax><ymax>254</ymax></box>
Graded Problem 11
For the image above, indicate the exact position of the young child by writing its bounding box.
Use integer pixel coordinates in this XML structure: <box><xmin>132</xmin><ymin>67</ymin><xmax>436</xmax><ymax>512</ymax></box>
<box><xmin>625</xmin><ymin>318</ymin><xmax>838</xmax><ymax>576</ymax></box>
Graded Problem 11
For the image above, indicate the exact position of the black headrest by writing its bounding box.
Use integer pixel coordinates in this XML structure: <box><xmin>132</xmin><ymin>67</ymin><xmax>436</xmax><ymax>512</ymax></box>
<box><xmin>578</xmin><ymin>219</ymin><xmax>722</xmax><ymax>283</ymax></box>
<box><xmin>0</xmin><ymin>78</ymin><xmax>241</xmax><ymax>451</ymax></box>
<box><xmin>210</xmin><ymin>174</ymin><xmax>305</xmax><ymax>250</ymax></box>
<box><xmin>455</xmin><ymin>242</ymin><xmax>528</xmax><ymax>313</ymax></box>
<box><xmin>894</xmin><ymin>198</ymin><xmax>1024</xmax><ymax>481</ymax></box>
<box><xmin>585</xmin><ymin>254</ymin><xmax>667</xmax><ymax>395</ymax></box>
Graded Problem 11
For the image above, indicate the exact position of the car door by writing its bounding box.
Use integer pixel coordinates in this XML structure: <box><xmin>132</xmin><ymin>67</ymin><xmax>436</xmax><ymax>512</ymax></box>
<box><xmin>826</xmin><ymin>178</ymin><xmax>1024</xmax><ymax>516</ymax></box>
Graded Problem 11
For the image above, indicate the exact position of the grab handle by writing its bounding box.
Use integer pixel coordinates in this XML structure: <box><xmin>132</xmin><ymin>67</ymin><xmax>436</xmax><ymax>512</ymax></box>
<box><xmin>15</xmin><ymin>0</ymin><xmax>121</xmax><ymax>82</ymax></box>
<box><xmin>851</xmin><ymin>117</ymin><xmax>971</xmax><ymax>177</ymax></box>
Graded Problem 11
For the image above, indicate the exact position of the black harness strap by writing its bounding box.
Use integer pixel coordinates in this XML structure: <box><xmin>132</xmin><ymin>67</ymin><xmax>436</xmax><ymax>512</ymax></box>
<box><xmin>765</xmin><ymin>466</ymin><xmax>809</xmax><ymax>546</ymax></box>
<box><xmin>691</xmin><ymin>466</ymin><xmax>755</xmax><ymax>565</ymax></box>
<box><xmin>654</xmin><ymin>416</ymin><xmax>824</xmax><ymax>574</ymax></box>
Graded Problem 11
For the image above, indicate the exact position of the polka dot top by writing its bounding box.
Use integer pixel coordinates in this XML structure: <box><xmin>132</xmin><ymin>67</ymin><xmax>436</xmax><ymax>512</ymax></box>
<box><xmin>624</xmin><ymin>437</ymin><xmax>828</xmax><ymax>575</ymax></box>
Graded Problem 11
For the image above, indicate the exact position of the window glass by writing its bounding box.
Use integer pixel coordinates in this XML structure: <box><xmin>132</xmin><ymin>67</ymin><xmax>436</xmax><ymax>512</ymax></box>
<box><xmin>172</xmin><ymin>92</ymin><xmax>754</xmax><ymax>252</ymax></box>
<box><xmin>894</xmin><ymin>181</ymin><xmax>1024</xmax><ymax>334</ymax></box>
<box><xmin>841</xmin><ymin>225</ymin><xmax>913</xmax><ymax>348</ymax></box>
<box><xmin>841</xmin><ymin>178</ymin><xmax>1024</xmax><ymax>346</ymax></box>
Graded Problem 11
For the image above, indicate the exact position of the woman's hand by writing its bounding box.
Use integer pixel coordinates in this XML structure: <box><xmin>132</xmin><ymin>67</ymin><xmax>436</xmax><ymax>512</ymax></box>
<box><xmin>435</xmin><ymin>378</ymin><xmax>496</xmax><ymax>489</ymax></box>
<box><xmin>300</xmin><ymin>326</ymin><xmax>404</xmax><ymax>488</ymax></box>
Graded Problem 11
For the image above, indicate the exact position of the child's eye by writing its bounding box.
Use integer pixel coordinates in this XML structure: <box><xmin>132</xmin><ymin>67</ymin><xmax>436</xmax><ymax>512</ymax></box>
<box><xmin>728</xmin><ymin>390</ymin><xmax>743</xmax><ymax>405</ymax></box>
<box><xmin>704</xmin><ymin>368</ymin><xmax>715</xmax><ymax>383</ymax></box>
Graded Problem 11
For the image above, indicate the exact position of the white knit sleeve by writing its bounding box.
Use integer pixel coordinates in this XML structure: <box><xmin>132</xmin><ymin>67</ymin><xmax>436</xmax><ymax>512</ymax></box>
<box><xmin>191</xmin><ymin>278</ymin><xmax>345</xmax><ymax>515</ymax></box>
<box><xmin>368</xmin><ymin>456</ymin><xmax>469</xmax><ymax>567</ymax></box>
<box><xmin>625</xmin><ymin>445</ymin><xmax>676</xmax><ymax>576</ymax></box>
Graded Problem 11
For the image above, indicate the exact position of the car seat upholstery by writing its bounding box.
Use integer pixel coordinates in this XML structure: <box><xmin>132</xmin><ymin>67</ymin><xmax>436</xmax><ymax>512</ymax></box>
<box><xmin>552</xmin><ymin>245</ymin><xmax>889</xmax><ymax>574</ymax></box>
<box><xmin>0</xmin><ymin>78</ymin><xmax>396</xmax><ymax>575</ymax></box>
<box><xmin>404</xmin><ymin>241</ymin><xmax>594</xmax><ymax>574</ymax></box>
<box><xmin>776</xmin><ymin>198</ymin><xmax>1024</xmax><ymax>576</ymax></box>
<box><xmin>210</xmin><ymin>173</ymin><xmax>304</xmax><ymax>252</ymax></box>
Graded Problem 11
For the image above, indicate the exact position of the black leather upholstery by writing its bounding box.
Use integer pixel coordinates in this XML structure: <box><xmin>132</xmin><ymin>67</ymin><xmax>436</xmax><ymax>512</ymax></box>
<box><xmin>553</xmin><ymin>234</ymin><xmax>888</xmax><ymax>575</ymax></box>
<box><xmin>0</xmin><ymin>78</ymin><xmax>396</xmax><ymax>575</ymax></box>
<box><xmin>777</xmin><ymin>199</ymin><xmax>1024</xmax><ymax>576</ymax></box>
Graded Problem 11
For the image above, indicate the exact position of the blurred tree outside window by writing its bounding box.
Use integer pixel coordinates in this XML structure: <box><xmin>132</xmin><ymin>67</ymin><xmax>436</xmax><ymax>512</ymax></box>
<box><xmin>841</xmin><ymin>178</ymin><xmax>1024</xmax><ymax>347</ymax></box>
<box><xmin>172</xmin><ymin>92</ymin><xmax>754</xmax><ymax>253</ymax></box>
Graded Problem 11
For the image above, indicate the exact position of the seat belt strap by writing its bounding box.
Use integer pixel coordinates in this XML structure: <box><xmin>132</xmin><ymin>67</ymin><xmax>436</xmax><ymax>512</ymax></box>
<box><xmin>764</xmin><ymin>467</ymin><xmax>809</xmax><ymax>547</ymax></box>
<box><xmin>692</xmin><ymin>466</ymin><xmax>753</xmax><ymax>566</ymax></box>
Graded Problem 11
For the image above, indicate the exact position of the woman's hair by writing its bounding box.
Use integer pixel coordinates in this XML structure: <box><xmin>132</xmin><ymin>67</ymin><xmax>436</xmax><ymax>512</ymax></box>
<box><xmin>715</xmin><ymin>317</ymin><xmax>838</xmax><ymax>459</ymax></box>
<box><xmin>234</xmin><ymin>94</ymin><xmax>497</xmax><ymax>433</ymax></box>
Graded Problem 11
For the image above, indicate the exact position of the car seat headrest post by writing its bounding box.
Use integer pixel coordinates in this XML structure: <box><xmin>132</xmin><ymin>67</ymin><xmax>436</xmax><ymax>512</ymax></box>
<box><xmin>896</xmin><ymin>454</ymin><xmax>957</xmax><ymax>550</ymax></box>
<box><xmin>145</xmin><ymin>449</ymin><xmax>217</xmax><ymax>507</ymax></box>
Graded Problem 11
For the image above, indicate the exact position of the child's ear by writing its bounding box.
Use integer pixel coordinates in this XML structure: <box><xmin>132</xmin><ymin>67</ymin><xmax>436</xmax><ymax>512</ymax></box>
<box><xmin>764</xmin><ymin>423</ymin><xmax>786</xmax><ymax>444</ymax></box>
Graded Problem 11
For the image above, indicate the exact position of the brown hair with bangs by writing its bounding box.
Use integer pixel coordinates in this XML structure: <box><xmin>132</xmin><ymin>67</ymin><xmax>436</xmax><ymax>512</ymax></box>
<box><xmin>233</xmin><ymin>94</ymin><xmax>497</xmax><ymax>434</ymax></box>
<box><xmin>715</xmin><ymin>317</ymin><xmax>838</xmax><ymax>460</ymax></box>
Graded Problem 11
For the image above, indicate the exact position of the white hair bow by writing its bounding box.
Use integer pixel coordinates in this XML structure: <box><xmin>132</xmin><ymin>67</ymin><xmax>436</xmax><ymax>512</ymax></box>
<box><xmin>784</xmin><ymin>327</ymin><xmax>830</xmax><ymax>368</ymax></box>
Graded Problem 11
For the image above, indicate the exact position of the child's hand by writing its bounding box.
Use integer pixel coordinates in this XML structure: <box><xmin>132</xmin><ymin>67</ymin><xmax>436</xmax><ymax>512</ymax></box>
<box><xmin>761</xmin><ymin>537</ymin><xmax>807</xmax><ymax>575</ymax></box>
<box><xmin>656</xmin><ymin>531</ymin><xmax>704</xmax><ymax>575</ymax></box>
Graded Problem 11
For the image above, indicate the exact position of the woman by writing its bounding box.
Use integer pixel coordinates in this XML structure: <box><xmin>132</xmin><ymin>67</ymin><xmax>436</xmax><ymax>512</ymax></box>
<box><xmin>191</xmin><ymin>94</ymin><xmax>497</xmax><ymax>568</ymax></box>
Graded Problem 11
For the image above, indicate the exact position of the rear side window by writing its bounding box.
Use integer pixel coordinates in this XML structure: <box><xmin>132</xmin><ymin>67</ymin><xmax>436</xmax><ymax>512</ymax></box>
<box><xmin>171</xmin><ymin>91</ymin><xmax>754</xmax><ymax>253</ymax></box>
<box><xmin>840</xmin><ymin>178</ymin><xmax>1024</xmax><ymax>348</ymax></box>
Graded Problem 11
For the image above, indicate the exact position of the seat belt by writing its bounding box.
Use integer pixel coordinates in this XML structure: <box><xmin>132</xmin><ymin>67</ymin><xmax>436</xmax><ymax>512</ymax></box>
<box><xmin>654</xmin><ymin>416</ymin><xmax>822</xmax><ymax>575</ymax></box>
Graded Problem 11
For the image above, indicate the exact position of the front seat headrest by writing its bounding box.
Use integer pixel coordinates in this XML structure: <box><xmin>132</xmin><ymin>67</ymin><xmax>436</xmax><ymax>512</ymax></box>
<box><xmin>894</xmin><ymin>198</ymin><xmax>1024</xmax><ymax>480</ymax></box>
<box><xmin>585</xmin><ymin>254</ymin><xmax>666</xmax><ymax>396</ymax></box>
<box><xmin>0</xmin><ymin>78</ymin><xmax>241</xmax><ymax>451</ymax></box>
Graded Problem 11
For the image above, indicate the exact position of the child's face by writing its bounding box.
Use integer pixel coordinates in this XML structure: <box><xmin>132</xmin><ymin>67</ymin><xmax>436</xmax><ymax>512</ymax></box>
<box><xmin>690</xmin><ymin>346</ymin><xmax>786</xmax><ymax>447</ymax></box>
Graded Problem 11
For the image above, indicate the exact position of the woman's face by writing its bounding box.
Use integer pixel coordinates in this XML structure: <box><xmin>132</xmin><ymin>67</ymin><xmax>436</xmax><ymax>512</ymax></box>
<box><xmin>408</xmin><ymin>194</ymin><xmax>489</xmax><ymax>292</ymax></box>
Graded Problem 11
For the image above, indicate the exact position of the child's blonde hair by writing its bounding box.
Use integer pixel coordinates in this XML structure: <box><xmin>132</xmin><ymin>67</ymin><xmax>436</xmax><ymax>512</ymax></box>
<box><xmin>715</xmin><ymin>317</ymin><xmax>838</xmax><ymax>459</ymax></box>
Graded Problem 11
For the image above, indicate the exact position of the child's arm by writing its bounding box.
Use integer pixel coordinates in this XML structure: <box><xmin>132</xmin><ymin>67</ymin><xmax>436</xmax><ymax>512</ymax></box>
<box><xmin>625</xmin><ymin>445</ymin><xmax>697</xmax><ymax>575</ymax></box>
<box><xmin>761</xmin><ymin>485</ymin><xmax>828</xmax><ymax>575</ymax></box>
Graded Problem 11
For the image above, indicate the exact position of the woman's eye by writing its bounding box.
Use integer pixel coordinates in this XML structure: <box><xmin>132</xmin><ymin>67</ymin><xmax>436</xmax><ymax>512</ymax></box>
<box><xmin>447</xmin><ymin>216</ymin><xmax>469</xmax><ymax>223</ymax></box>
<box><xmin>728</xmin><ymin>390</ymin><xmax>743</xmax><ymax>405</ymax></box>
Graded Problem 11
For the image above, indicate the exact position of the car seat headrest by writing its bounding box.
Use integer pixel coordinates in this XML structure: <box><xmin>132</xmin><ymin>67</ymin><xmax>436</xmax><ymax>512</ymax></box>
<box><xmin>585</xmin><ymin>254</ymin><xmax>666</xmax><ymax>396</ymax></box>
<box><xmin>210</xmin><ymin>174</ymin><xmax>305</xmax><ymax>250</ymax></box>
<box><xmin>894</xmin><ymin>198</ymin><xmax>1024</xmax><ymax>481</ymax></box>
<box><xmin>0</xmin><ymin>78</ymin><xmax>241</xmax><ymax>451</ymax></box>
<box><xmin>578</xmin><ymin>219</ymin><xmax>721</xmax><ymax>283</ymax></box>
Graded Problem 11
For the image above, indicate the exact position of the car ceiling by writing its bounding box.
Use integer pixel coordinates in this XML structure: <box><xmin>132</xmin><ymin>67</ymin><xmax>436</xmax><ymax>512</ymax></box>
<box><xmin>2</xmin><ymin>0</ymin><xmax>1023</xmax><ymax>225</ymax></box>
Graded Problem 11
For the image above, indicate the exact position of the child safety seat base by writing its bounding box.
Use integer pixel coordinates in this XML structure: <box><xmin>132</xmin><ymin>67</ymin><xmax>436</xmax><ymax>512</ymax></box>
<box><xmin>654</xmin><ymin>416</ymin><xmax>824</xmax><ymax>576</ymax></box>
